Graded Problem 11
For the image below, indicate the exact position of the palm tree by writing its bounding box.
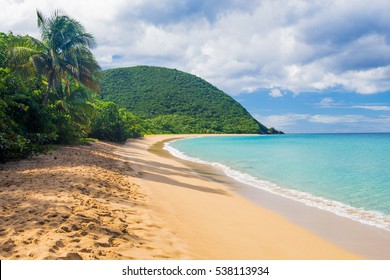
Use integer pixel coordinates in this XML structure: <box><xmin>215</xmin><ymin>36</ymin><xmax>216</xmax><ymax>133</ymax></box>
<box><xmin>9</xmin><ymin>10</ymin><xmax>101</xmax><ymax>105</ymax></box>
<box><xmin>54</xmin><ymin>84</ymin><xmax>97</xmax><ymax>132</ymax></box>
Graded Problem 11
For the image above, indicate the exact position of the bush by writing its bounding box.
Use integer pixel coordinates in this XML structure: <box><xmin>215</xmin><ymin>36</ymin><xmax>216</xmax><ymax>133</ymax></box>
<box><xmin>0</xmin><ymin>99</ymin><xmax>34</xmax><ymax>161</ymax></box>
<box><xmin>90</xmin><ymin>100</ymin><xmax>143</xmax><ymax>142</ymax></box>
<box><xmin>119</xmin><ymin>108</ymin><xmax>144</xmax><ymax>138</ymax></box>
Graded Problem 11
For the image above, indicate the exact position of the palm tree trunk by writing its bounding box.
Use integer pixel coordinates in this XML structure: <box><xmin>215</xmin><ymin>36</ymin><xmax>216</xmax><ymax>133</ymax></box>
<box><xmin>42</xmin><ymin>72</ymin><xmax>54</xmax><ymax>105</ymax></box>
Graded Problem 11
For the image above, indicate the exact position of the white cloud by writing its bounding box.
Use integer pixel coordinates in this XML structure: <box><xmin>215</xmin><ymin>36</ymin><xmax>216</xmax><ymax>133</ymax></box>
<box><xmin>317</xmin><ymin>99</ymin><xmax>390</xmax><ymax>111</ymax></box>
<box><xmin>269</xmin><ymin>88</ymin><xmax>283</xmax><ymax>98</ymax></box>
<box><xmin>308</xmin><ymin>115</ymin><xmax>366</xmax><ymax>124</ymax></box>
<box><xmin>352</xmin><ymin>105</ymin><xmax>390</xmax><ymax>111</ymax></box>
<box><xmin>2</xmin><ymin>0</ymin><xmax>390</xmax><ymax>95</ymax></box>
<box><xmin>319</xmin><ymin>97</ymin><xmax>334</xmax><ymax>107</ymax></box>
<box><xmin>255</xmin><ymin>113</ymin><xmax>310</xmax><ymax>129</ymax></box>
<box><xmin>256</xmin><ymin>113</ymin><xmax>390</xmax><ymax>132</ymax></box>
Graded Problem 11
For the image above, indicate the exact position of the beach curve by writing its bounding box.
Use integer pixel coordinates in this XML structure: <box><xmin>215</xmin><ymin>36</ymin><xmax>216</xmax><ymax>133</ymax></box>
<box><xmin>0</xmin><ymin>135</ymin><xmax>365</xmax><ymax>259</ymax></box>
<box><xmin>119</xmin><ymin>135</ymin><xmax>363</xmax><ymax>259</ymax></box>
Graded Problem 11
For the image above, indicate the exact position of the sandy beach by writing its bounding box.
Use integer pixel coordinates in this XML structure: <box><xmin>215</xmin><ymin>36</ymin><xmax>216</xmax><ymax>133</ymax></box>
<box><xmin>0</xmin><ymin>135</ymin><xmax>375</xmax><ymax>259</ymax></box>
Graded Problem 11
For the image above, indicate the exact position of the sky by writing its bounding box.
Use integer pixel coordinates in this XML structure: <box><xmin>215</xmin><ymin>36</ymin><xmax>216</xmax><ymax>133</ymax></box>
<box><xmin>1</xmin><ymin>0</ymin><xmax>390</xmax><ymax>133</ymax></box>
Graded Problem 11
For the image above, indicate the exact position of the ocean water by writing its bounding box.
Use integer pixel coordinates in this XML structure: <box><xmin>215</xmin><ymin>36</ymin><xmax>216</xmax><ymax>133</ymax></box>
<box><xmin>165</xmin><ymin>134</ymin><xmax>390</xmax><ymax>231</ymax></box>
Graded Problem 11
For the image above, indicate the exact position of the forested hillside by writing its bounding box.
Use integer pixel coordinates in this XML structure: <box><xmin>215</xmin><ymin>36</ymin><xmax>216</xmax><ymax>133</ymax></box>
<box><xmin>99</xmin><ymin>66</ymin><xmax>270</xmax><ymax>134</ymax></box>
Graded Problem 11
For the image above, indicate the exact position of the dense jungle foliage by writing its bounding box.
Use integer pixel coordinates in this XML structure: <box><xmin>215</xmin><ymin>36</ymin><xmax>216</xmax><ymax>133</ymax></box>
<box><xmin>0</xmin><ymin>12</ymin><xmax>142</xmax><ymax>162</ymax></box>
<box><xmin>99</xmin><ymin>66</ymin><xmax>270</xmax><ymax>134</ymax></box>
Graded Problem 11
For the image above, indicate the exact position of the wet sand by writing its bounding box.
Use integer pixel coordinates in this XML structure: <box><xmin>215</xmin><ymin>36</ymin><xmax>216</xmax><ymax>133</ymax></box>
<box><xmin>150</xmin><ymin>135</ymin><xmax>390</xmax><ymax>259</ymax></box>
<box><xmin>122</xmin><ymin>135</ymin><xmax>362</xmax><ymax>259</ymax></box>
<box><xmin>0</xmin><ymin>135</ymin><xmax>382</xmax><ymax>259</ymax></box>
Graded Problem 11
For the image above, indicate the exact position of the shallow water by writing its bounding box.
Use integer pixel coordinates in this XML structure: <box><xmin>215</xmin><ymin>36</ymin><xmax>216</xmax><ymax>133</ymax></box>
<box><xmin>165</xmin><ymin>134</ymin><xmax>390</xmax><ymax>231</ymax></box>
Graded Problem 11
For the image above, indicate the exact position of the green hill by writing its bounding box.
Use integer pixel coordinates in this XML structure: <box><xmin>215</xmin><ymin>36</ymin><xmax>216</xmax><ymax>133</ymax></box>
<box><xmin>99</xmin><ymin>66</ymin><xmax>275</xmax><ymax>134</ymax></box>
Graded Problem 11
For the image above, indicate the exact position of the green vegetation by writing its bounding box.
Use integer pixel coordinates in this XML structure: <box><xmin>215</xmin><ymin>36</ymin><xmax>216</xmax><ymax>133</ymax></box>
<box><xmin>9</xmin><ymin>10</ymin><xmax>101</xmax><ymax>105</ymax></box>
<box><xmin>1</xmin><ymin>32</ymin><xmax>57</xmax><ymax>161</ymax></box>
<box><xmin>99</xmin><ymin>66</ymin><xmax>270</xmax><ymax>134</ymax></box>
<box><xmin>1</xmin><ymin>11</ymin><xmax>282</xmax><ymax>162</ymax></box>
<box><xmin>0</xmin><ymin>11</ymin><xmax>142</xmax><ymax>162</ymax></box>
<box><xmin>90</xmin><ymin>100</ymin><xmax>143</xmax><ymax>142</ymax></box>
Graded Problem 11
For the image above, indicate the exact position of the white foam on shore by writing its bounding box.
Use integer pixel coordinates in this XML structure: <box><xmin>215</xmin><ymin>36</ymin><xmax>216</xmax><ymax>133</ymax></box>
<box><xmin>164</xmin><ymin>141</ymin><xmax>390</xmax><ymax>232</ymax></box>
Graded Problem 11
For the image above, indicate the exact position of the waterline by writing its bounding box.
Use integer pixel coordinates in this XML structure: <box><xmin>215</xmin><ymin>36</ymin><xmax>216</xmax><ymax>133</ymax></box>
<box><xmin>164</xmin><ymin>135</ymin><xmax>390</xmax><ymax>231</ymax></box>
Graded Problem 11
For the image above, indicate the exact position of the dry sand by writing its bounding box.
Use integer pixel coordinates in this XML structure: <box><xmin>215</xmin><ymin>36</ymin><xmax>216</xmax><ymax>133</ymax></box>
<box><xmin>0</xmin><ymin>141</ymin><xmax>185</xmax><ymax>260</ymax></box>
<box><xmin>0</xmin><ymin>135</ymin><xmax>362</xmax><ymax>259</ymax></box>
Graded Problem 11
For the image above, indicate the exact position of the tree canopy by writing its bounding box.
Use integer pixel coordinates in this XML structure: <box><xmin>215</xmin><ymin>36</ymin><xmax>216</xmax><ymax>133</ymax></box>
<box><xmin>8</xmin><ymin>10</ymin><xmax>101</xmax><ymax>105</ymax></box>
<box><xmin>99</xmin><ymin>66</ymin><xmax>270</xmax><ymax>134</ymax></box>
<box><xmin>0</xmin><ymin>12</ymin><xmax>107</xmax><ymax>162</ymax></box>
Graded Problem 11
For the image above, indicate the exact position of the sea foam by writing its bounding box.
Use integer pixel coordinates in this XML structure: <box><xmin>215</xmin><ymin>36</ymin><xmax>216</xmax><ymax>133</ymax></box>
<box><xmin>164</xmin><ymin>140</ymin><xmax>390</xmax><ymax>232</ymax></box>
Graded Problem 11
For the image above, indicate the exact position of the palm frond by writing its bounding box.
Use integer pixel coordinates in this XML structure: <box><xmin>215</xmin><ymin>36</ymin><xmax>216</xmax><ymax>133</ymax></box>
<box><xmin>10</xmin><ymin>10</ymin><xmax>102</xmax><ymax>105</ymax></box>
<box><xmin>36</xmin><ymin>10</ymin><xmax>47</xmax><ymax>36</ymax></box>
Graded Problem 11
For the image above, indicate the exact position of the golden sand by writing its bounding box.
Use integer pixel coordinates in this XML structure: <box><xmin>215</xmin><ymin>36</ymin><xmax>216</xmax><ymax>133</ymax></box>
<box><xmin>0</xmin><ymin>135</ymin><xmax>361</xmax><ymax>259</ymax></box>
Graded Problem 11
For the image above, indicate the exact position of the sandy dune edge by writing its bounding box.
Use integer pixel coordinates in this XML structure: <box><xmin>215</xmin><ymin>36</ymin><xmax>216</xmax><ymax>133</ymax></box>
<box><xmin>0</xmin><ymin>135</ymin><xmax>361</xmax><ymax>259</ymax></box>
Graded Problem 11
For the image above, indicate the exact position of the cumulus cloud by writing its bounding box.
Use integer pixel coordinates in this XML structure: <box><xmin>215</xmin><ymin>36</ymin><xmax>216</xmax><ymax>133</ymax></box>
<box><xmin>2</xmin><ymin>0</ymin><xmax>390</xmax><ymax>95</ymax></box>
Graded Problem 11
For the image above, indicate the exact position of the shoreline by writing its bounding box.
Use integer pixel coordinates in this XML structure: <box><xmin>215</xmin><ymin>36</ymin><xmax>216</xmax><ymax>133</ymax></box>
<box><xmin>159</xmin><ymin>135</ymin><xmax>390</xmax><ymax>259</ymax></box>
<box><xmin>124</xmin><ymin>135</ymin><xmax>363</xmax><ymax>259</ymax></box>
<box><xmin>0</xmin><ymin>134</ymin><xmax>387</xmax><ymax>259</ymax></box>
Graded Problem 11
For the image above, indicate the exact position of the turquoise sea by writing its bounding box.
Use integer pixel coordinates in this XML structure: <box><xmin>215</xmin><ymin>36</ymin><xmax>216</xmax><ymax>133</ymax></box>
<box><xmin>165</xmin><ymin>134</ymin><xmax>390</xmax><ymax>231</ymax></box>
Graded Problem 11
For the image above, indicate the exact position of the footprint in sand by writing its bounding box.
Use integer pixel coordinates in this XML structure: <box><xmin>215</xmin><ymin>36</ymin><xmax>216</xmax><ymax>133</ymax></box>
<box><xmin>22</xmin><ymin>239</ymin><xmax>32</xmax><ymax>245</ymax></box>
<box><xmin>61</xmin><ymin>215</ymin><xmax>70</xmax><ymax>220</ymax></box>
<box><xmin>50</xmin><ymin>240</ymin><xmax>65</xmax><ymax>252</ymax></box>
<box><xmin>95</xmin><ymin>241</ymin><xmax>110</xmax><ymax>248</ymax></box>
<box><xmin>71</xmin><ymin>224</ymin><xmax>80</xmax><ymax>231</ymax></box>
<box><xmin>55</xmin><ymin>240</ymin><xmax>65</xmax><ymax>248</ymax></box>
<box><xmin>98</xmin><ymin>250</ymin><xmax>106</xmax><ymax>257</ymax></box>
<box><xmin>60</xmin><ymin>226</ymin><xmax>71</xmax><ymax>233</ymax></box>
<box><xmin>60</xmin><ymin>252</ymin><xmax>83</xmax><ymax>260</ymax></box>
<box><xmin>2</xmin><ymin>239</ymin><xmax>16</xmax><ymax>253</ymax></box>
<box><xmin>120</xmin><ymin>225</ymin><xmax>128</xmax><ymax>234</ymax></box>
<box><xmin>80</xmin><ymin>248</ymin><xmax>92</xmax><ymax>253</ymax></box>
<box><xmin>0</xmin><ymin>228</ymin><xmax>7</xmax><ymax>236</ymax></box>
